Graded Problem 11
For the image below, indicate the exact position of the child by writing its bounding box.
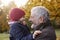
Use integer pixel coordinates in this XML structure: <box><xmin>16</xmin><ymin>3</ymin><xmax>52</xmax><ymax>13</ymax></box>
<box><xmin>9</xmin><ymin>8</ymin><xmax>32</xmax><ymax>40</ymax></box>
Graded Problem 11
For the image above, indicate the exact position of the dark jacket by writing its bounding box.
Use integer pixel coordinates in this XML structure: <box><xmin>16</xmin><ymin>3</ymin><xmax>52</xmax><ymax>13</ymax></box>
<box><xmin>9</xmin><ymin>23</ymin><xmax>33</xmax><ymax>40</ymax></box>
<box><xmin>34</xmin><ymin>22</ymin><xmax>56</xmax><ymax>40</ymax></box>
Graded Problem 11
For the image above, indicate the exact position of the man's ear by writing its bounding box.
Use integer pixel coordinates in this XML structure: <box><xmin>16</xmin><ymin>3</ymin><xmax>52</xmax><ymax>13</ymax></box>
<box><xmin>39</xmin><ymin>16</ymin><xmax>44</xmax><ymax>23</ymax></box>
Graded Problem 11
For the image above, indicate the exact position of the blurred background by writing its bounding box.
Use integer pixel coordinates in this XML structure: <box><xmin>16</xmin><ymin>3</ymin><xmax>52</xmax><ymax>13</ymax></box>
<box><xmin>0</xmin><ymin>0</ymin><xmax>60</xmax><ymax>40</ymax></box>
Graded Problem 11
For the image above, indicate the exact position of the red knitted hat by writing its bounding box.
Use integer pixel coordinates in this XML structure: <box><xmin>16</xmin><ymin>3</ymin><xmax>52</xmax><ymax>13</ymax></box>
<box><xmin>9</xmin><ymin>8</ymin><xmax>25</xmax><ymax>21</ymax></box>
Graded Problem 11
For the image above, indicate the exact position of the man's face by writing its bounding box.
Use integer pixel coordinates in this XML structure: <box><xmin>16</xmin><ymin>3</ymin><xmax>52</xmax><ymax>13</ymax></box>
<box><xmin>29</xmin><ymin>15</ymin><xmax>39</xmax><ymax>25</ymax></box>
<box><xmin>29</xmin><ymin>15</ymin><xmax>44</xmax><ymax>25</ymax></box>
<box><xmin>29</xmin><ymin>14</ymin><xmax>44</xmax><ymax>29</ymax></box>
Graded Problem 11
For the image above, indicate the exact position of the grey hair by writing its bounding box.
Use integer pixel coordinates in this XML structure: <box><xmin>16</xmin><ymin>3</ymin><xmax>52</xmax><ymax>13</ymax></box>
<box><xmin>31</xmin><ymin>6</ymin><xmax>50</xmax><ymax>23</ymax></box>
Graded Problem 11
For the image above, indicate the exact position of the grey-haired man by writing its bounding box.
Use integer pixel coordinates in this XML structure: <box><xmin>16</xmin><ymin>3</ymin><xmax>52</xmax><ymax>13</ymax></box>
<box><xmin>29</xmin><ymin>6</ymin><xmax>56</xmax><ymax>40</ymax></box>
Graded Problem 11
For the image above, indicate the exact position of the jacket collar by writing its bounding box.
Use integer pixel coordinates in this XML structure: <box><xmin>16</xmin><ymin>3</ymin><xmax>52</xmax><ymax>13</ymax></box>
<box><xmin>33</xmin><ymin>21</ymin><xmax>51</xmax><ymax>31</ymax></box>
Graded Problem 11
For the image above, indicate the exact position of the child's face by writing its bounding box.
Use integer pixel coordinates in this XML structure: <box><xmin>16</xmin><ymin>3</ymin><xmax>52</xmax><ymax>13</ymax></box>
<box><xmin>22</xmin><ymin>21</ymin><xmax>27</xmax><ymax>25</ymax></box>
<box><xmin>19</xmin><ymin>17</ymin><xmax>27</xmax><ymax>25</ymax></box>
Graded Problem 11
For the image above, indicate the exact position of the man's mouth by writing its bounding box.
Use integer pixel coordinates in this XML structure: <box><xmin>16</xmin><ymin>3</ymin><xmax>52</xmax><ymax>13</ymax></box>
<box><xmin>29</xmin><ymin>21</ymin><xmax>33</xmax><ymax>23</ymax></box>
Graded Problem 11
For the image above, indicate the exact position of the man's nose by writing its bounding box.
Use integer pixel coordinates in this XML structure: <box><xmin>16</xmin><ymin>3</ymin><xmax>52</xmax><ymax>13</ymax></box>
<box><xmin>29</xmin><ymin>18</ymin><xmax>31</xmax><ymax>22</ymax></box>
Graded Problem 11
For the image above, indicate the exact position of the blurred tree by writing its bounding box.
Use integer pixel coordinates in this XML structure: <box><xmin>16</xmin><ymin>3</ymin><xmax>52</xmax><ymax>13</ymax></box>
<box><xmin>0</xmin><ymin>1</ymin><xmax>17</xmax><ymax>33</ymax></box>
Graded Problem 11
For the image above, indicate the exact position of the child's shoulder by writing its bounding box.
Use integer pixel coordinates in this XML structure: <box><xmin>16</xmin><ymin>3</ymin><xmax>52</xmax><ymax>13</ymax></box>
<box><xmin>11</xmin><ymin>23</ymin><xmax>24</xmax><ymax>29</ymax></box>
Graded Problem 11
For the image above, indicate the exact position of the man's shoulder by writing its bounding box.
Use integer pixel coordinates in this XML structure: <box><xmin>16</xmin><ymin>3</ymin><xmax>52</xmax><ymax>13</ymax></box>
<box><xmin>43</xmin><ymin>25</ymin><xmax>55</xmax><ymax>31</ymax></box>
<box><xmin>42</xmin><ymin>25</ymin><xmax>56</xmax><ymax>35</ymax></box>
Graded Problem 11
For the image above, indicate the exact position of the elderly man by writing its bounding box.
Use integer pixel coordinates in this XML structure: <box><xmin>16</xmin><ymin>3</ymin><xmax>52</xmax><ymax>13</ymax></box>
<box><xmin>29</xmin><ymin>6</ymin><xmax>56</xmax><ymax>40</ymax></box>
